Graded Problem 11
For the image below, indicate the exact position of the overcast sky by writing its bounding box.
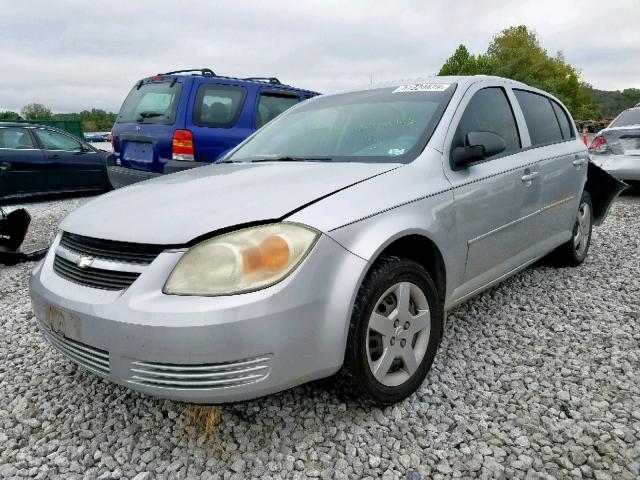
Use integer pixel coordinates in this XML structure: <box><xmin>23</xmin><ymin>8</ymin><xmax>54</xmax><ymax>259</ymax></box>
<box><xmin>1</xmin><ymin>0</ymin><xmax>638</xmax><ymax>113</ymax></box>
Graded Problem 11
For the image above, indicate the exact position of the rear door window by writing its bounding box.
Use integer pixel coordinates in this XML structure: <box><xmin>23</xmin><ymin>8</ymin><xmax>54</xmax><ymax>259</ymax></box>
<box><xmin>514</xmin><ymin>90</ymin><xmax>563</xmax><ymax>147</ymax></box>
<box><xmin>117</xmin><ymin>81</ymin><xmax>183</xmax><ymax>124</ymax></box>
<box><xmin>453</xmin><ymin>87</ymin><xmax>521</xmax><ymax>158</ymax></box>
<box><xmin>551</xmin><ymin>100</ymin><xmax>574</xmax><ymax>140</ymax></box>
<box><xmin>34</xmin><ymin>129</ymin><xmax>83</xmax><ymax>151</ymax></box>
<box><xmin>193</xmin><ymin>84</ymin><xmax>246</xmax><ymax>128</ymax></box>
<box><xmin>256</xmin><ymin>93</ymin><xmax>300</xmax><ymax>129</ymax></box>
<box><xmin>0</xmin><ymin>128</ymin><xmax>35</xmax><ymax>149</ymax></box>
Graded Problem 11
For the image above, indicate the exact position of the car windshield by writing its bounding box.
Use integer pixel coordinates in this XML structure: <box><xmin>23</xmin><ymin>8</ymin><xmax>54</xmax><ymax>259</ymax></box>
<box><xmin>610</xmin><ymin>109</ymin><xmax>640</xmax><ymax>128</ymax></box>
<box><xmin>227</xmin><ymin>84</ymin><xmax>456</xmax><ymax>164</ymax></box>
<box><xmin>117</xmin><ymin>81</ymin><xmax>183</xmax><ymax>124</ymax></box>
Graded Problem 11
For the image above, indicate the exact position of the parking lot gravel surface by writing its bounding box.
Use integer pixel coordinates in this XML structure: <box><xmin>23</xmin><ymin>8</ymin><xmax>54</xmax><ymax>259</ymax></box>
<box><xmin>1</xmin><ymin>194</ymin><xmax>639</xmax><ymax>480</ymax></box>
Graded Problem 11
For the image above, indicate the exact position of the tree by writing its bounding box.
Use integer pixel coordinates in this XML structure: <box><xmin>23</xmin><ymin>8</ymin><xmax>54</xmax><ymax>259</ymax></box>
<box><xmin>0</xmin><ymin>111</ymin><xmax>21</xmax><ymax>121</ymax></box>
<box><xmin>438</xmin><ymin>26</ymin><xmax>598</xmax><ymax>120</ymax></box>
<box><xmin>21</xmin><ymin>103</ymin><xmax>52</xmax><ymax>120</ymax></box>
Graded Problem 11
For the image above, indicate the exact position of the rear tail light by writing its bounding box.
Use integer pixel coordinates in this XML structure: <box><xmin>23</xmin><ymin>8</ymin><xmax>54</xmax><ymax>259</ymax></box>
<box><xmin>172</xmin><ymin>130</ymin><xmax>194</xmax><ymax>161</ymax></box>
<box><xmin>588</xmin><ymin>136</ymin><xmax>607</xmax><ymax>153</ymax></box>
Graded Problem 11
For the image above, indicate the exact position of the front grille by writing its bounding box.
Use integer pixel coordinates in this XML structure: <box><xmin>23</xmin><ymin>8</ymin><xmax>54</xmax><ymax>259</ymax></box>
<box><xmin>44</xmin><ymin>329</ymin><xmax>110</xmax><ymax>376</ymax></box>
<box><xmin>60</xmin><ymin>232</ymin><xmax>166</xmax><ymax>265</ymax></box>
<box><xmin>128</xmin><ymin>355</ymin><xmax>272</xmax><ymax>390</ymax></box>
<box><xmin>53</xmin><ymin>255</ymin><xmax>140</xmax><ymax>291</ymax></box>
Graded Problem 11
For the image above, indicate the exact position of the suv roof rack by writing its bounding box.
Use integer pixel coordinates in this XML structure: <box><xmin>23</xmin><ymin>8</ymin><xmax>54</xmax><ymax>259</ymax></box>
<box><xmin>243</xmin><ymin>77</ymin><xmax>281</xmax><ymax>85</ymax></box>
<box><xmin>159</xmin><ymin>68</ymin><xmax>216</xmax><ymax>77</ymax></box>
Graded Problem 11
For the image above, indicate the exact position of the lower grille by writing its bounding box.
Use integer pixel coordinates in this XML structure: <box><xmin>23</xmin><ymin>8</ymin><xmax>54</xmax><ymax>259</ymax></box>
<box><xmin>128</xmin><ymin>355</ymin><xmax>272</xmax><ymax>390</ymax></box>
<box><xmin>45</xmin><ymin>329</ymin><xmax>110</xmax><ymax>376</ymax></box>
<box><xmin>53</xmin><ymin>255</ymin><xmax>140</xmax><ymax>291</ymax></box>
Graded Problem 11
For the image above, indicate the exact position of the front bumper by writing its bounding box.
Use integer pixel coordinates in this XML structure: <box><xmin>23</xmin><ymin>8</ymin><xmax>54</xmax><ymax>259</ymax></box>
<box><xmin>590</xmin><ymin>154</ymin><xmax>640</xmax><ymax>182</ymax></box>
<box><xmin>29</xmin><ymin>233</ymin><xmax>368</xmax><ymax>403</ymax></box>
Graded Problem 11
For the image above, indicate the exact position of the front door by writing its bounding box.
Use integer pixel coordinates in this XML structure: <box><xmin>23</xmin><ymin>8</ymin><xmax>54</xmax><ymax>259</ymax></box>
<box><xmin>444</xmin><ymin>84</ymin><xmax>543</xmax><ymax>299</ymax></box>
<box><xmin>33</xmin><ymin>128</ymin><xmax>103</xmax><ymax>189</ymax></box>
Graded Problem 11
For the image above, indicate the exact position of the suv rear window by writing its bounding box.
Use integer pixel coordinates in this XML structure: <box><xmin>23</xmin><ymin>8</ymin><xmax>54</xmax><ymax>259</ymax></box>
<box><xmin>256</xmin><ymin>93</ymin><xmax>300</xmax><ymax>129</ymax></box>
<box><xmin>610</xmin><ymin>109</ymin><xmax>640</xmax><ymax>128</ymax></box>
<box><xmin>514</xmin><ymin>90</ymin><xmax>563</xmax><ymax>147</ymax></box>
<box><xmin>117</xmin><ymin>81</ymin><xmax>183</xmax><ymax>124</ymax></box>
<box><xmin>193</xmin><ymin>85</ymin><xmax>246</xmax><ymax>129</ymax></box>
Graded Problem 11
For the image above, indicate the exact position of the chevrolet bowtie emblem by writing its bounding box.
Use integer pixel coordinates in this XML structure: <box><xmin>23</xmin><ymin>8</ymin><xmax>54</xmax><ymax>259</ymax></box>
<box><xmin>76</xmin><ymin>256</ymin><xmax>94</xmax><ymax>269</ymax></box>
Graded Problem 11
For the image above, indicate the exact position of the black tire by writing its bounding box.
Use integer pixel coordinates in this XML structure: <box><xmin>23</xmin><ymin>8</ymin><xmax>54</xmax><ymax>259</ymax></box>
<box><xmin>551</xmin><ymin>190</ymin><xmax>593</xmax><ymax>267</ymax></box>
<box><xmin>335</xmin><ymin>256</ymin><xmax>444</xmax><ymax>406</ymax></box>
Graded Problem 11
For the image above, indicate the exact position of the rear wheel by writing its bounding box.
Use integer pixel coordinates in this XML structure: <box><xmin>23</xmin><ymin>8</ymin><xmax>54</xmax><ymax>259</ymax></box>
<box><xmin>551</xmin><ymin>191</ymin><xmax>593</xmax><ymax>267</ymax></box>
<box><xmin>336</xmin><ymin>256</ymin><xmax>443</xmax><ymax>405</ymax></box>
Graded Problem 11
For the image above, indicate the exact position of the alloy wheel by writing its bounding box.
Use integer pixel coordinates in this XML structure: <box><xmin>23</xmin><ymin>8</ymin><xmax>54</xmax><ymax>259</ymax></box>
<box><xmin>573</xmin><ymin>201</ymin><xmax>591</xmax><ymax>257</ymax></box>
<box><xmin>366</xmin><ymin>282</ymin><xmax>431</xmax><ymax>387</ymax></box>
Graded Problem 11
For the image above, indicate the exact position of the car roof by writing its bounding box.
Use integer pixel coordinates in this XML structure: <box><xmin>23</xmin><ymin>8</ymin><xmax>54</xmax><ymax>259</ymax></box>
<box><xmin>143</xmin><ymin>69</ymin><xmax>319</xmax><ymax>95</ymax></box>
<box><xmin>332</xmin><ymin>75</ymin><xmax>533</xmax><ymax>95</ymax></box>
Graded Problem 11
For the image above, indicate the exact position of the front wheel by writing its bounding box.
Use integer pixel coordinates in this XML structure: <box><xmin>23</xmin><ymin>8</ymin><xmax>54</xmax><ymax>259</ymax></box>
<box><xmin>336</xmin><ymin>256</ymin><xmax>443</xmax><ymax>405</ymax></box>
<box><xmin>551</xmin><ymin>190</ymin><xmax>593</xmax><ymax>267</ymax></box>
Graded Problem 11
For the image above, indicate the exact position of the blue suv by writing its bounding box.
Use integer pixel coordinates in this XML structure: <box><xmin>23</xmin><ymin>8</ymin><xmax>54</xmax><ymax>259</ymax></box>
<box><xmin>108</xmin><ymin>68</ymin><xmax>319</xmax><ymax>188</ymax></box>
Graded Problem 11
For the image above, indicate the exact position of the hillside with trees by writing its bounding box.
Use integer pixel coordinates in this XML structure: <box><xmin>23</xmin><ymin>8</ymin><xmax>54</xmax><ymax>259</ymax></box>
<box><xmin>438</xmin><ymin>26</ymin><xmax>599</xmax><ymax>120</ymax></box>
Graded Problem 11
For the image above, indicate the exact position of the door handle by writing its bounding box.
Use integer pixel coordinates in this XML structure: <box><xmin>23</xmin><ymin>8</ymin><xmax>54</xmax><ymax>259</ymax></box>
<box><xmin>0</xmin><ymin>162</ymin><xmax>10</xmax><ymax>176</ymax></box>
<box><xmin>521</xmin><ymin>171</ymin><xmax>539</xmax><ymax>183</ymax></box>
<box><xmin>49</xmin><ymin>154</ymin><xmax>61</xmax><ymax>159</ymax></box>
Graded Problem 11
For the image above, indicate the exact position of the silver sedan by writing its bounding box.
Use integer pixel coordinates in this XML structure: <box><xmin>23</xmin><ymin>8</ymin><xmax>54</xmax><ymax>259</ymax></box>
<box><xmin>30</xmin><ymin>76</ymin><xmax>621</xmax><ymax>405</ymax></box>
<box><xmin>589</xmin><ymin>105</ymin><xmax>640</xmax><ymax>192</ymax></box>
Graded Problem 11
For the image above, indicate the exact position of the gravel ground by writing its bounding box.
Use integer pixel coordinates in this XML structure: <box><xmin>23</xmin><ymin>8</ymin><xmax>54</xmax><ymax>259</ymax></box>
<box><xmin>0</xmin><ymin>195</ymin><xmax>639</xmax><ymax>480</ymax></box>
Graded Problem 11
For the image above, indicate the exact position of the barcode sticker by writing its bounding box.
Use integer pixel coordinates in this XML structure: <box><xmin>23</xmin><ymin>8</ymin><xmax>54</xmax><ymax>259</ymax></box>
<box><xmin>393</xmin><ymin>83</ymin><xmax>450</xmax><ymax>93</ymax></box>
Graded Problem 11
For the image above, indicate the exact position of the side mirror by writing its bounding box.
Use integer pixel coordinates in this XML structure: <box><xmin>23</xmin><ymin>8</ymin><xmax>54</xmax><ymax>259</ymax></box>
<box><xmin>451</xmin><ymin>131</ymin><xmax>507</xmax><ymax>171</ymax></box>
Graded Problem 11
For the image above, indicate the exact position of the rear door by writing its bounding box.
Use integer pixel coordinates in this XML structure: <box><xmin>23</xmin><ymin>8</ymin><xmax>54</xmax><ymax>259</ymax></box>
<box><xmin>0</xmin><ymin>127</ymin><xmax>47</xmax><ymax>197</ymax></box>
<box><xmin>112</xmin><ymin>77</ymin><xmax>187</xmax><ymax>173</ymax></box>
<box><xmin>513</xmin><ymin>89</ymin><xmax>586</xmax><ymax>249</ymax></box>
<box><xmin>444</xmin><ymin>82</ymin><xmax>543</xmax><ymax>297</ymax></box>
<box><xmin>33</xmin><ymin>128</ymin><xmax>104</xmax><ymax>190</ymax></box>
<box><xmin>187</xmin><ymin>81</ymin><xmax>251</xmax><ymax>163</ymax></box>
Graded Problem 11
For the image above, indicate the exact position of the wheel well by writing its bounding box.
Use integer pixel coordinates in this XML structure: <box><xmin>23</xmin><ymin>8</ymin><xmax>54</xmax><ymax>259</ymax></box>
<box><xmin>375</xmin><ymin>235</ymin><xmax>447</xmax><ymax>303</ymax></box>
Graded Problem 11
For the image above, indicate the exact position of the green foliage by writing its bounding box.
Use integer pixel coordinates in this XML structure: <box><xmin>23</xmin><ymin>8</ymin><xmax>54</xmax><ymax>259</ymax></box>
<box><xmin>438</xmin><ymin>26</ymin><xmax>599</xmax><ymax>120</ymax></box>
<box><xmin>0</xmin><ymin>111</ymin><xmax>21</xmax><ymax>121</ymax></box>
<box><xmin>21</xmin><ymin>103</ymin><xmax>52</xmax><ymax>120</ymax></box>
<box><xmin>54</xmin><ymin>109</ymin><xmax>117</xmax><ymax>132</ymax></box>
<box><xmin>589</xmin><ymin>88</ymin><xmax>640</xmax><ymax>119</ymax></box>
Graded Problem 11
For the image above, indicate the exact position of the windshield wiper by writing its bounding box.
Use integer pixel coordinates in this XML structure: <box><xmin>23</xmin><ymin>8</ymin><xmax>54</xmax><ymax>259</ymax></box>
<box><xmin>250</xmin><ymin>156</ymin><xmax>333</xmax><ymax>163</ymax></box>
<box><xmin>136</xmin><ymin>112</ymin><xmax>164</xmax><ymax>122</ymax></box>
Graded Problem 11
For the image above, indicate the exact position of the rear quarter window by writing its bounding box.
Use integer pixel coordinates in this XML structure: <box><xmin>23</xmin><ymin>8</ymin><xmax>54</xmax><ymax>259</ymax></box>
<box><xmin>256</xmin><ymin>93</ymin><xmax>300</xmax><ymax>129</ymax></box>
<box><xmin>193</xmin><ymin>84</ymin><xmax>246</xmax><ymax>129</ymax></box>
<box><xmin>514</xmin><ymin>90</ymin><xmax>564</xmax><ymax>147</ymax></box>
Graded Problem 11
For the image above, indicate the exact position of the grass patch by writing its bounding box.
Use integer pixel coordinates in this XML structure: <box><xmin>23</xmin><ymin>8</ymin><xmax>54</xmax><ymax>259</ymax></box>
<box><xmin>183</xmin><ymin>405</ymin><xmax>230</xmax><ymax>458</ymax></box>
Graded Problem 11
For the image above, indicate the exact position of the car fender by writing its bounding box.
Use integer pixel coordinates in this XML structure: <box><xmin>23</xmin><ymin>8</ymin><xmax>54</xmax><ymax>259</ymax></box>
<box><xmin>586</xmin><ymin>161</ymin><xmax>627</xmax><ymax>226</ymax></box>
<box><xmin>326</xmin><ymin>188</ymin><xmax>458</xmax><ymax>309</ymax></box>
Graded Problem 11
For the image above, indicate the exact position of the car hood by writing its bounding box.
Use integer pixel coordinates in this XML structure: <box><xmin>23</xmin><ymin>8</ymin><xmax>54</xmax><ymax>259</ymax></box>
<box><xmin>61</xmin><ymin>162</ymin><xmax>399</xmax><ymax>244</ymax></box>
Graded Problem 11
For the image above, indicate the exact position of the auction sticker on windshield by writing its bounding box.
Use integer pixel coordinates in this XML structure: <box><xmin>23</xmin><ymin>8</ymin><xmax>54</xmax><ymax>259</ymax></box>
<box><xmin>393</xmin><ymin>84</ymin><xmax>450</xmax><ymax>93</ymax></box>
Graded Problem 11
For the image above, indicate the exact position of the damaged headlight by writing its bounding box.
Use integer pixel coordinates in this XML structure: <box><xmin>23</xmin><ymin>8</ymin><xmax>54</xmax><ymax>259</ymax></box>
<box><xmin>163</xmin><ymin>223</ymin><xmax>319</xmax><ymax>296</ymax></box>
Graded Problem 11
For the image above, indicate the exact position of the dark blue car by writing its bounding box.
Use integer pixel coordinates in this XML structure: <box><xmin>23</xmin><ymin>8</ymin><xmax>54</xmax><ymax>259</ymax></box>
<box><xmin>0</xmin><ymin>123</ymin><xmax>111</xmax><ymax>200</ymax></box>
<box><xmin>108</xmin><ymin>68</ymin><xmax>319</xmax><ymax>188</ymax></box>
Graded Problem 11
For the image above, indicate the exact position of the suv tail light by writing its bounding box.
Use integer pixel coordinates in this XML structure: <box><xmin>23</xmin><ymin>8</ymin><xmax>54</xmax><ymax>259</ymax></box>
<box><xmin>589</xmin><ymin>135</ymin><xmax>607</xmax><ymax>153</ymax></box>
<box><xmin>172</xmin><ymin>130</ymin><xmax>194</xmax><ymax>161</ymax></box>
